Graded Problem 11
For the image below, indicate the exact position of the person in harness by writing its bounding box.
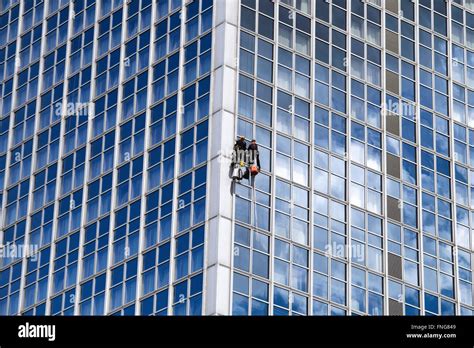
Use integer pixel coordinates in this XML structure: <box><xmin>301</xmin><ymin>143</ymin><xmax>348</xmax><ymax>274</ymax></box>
<box><xmin>232</xmin><ymin>136</ymin><xmax>247</xmax><ymax>181</ymax></box>
<box><xmin>244</xmin><ymin>139</ymin><xmax>260</xmax><ymax>179</ymax></box>
<box><xmin>234</xmin><ymin>136</ymin><xmax>247</xmax><ymax>152</ymax></box>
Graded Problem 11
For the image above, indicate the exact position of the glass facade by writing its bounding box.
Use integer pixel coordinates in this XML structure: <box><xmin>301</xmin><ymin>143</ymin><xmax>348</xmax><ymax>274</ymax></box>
<box><xmin>0</xmin><ymin>0</ymin><xmax>211</xmax><ymax>315</ymax></box>
<box><xmin>232</xmin><ymin>0</ymin><xmax>474</xmax><ymax>316</ymax></box>
<box><xmin>0</xmin><ymin>0</ymin><xmax>474</xmax><ymax>317</ymax></box>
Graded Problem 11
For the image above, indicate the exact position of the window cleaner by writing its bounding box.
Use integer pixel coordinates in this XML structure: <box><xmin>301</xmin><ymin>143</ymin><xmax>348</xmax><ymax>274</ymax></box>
<box><xmin>234</xmin><ymin>136</ymin><xmax>247</xmax><ymax>152</ymax></box>
<box><xmin>247</xmin><ymin>139</ymin><xmax>260</xmax><ymax>177</ymax></box>
<box><xmin>231</xmin><ymin>136</ymin><xmax>247</xmax><ymax>181</ymax></box>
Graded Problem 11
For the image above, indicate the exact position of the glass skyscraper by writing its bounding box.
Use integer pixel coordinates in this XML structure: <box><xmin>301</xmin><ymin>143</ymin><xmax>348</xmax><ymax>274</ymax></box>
<box><xmin>0</xmin><ymin>0</ymin><xmax>474</xmax><ymax>317</ymax></box>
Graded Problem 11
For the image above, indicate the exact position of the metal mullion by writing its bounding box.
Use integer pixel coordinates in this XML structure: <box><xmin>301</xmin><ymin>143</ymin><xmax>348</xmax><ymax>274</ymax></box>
<box><xmin>72</xmin><ymin>0</ymin><xmax>103</xmax><ymax>316</ymax></box>
<box><xmin>200</xmin><ymin>0</ymin><xmax>221</xmax><ymax>315</ymax></box>
<box><xmin>381</xmin><ymin>0</ymin><xmax>392</xmax><ymax>317</ymax></box>
<box><xmin>267</xmin><ymin>0</ymin><xmax>279</xmax><ymax>315</ymax></box>
<box><xmin>413</xmin><ymin>0</ymin><xmax>427</xmax><ymax>317</ymax></box>
<box><xmin>103</xmin><ymin>0</ymin><xmax>130</xmax><ymax>315</ymax></box>
<box><xmin>306</xmin><ymin>0</ymin><xmax>316</xmax><ymax>317</ymax></box>
<box><xmin>345</xmin><ymin>0</ymin><xmax>352</xmax><ymax>316</ymax></box>
<box><xmin>41</xmin><ymin>1</ymin><xmax>78</xmax><ymax>315</ymax></box>
<box><xmin>0</xmin><ymin>6</ymin><xmax>23</xmax><ymax>248</ymax></box>
<box><xmin>1</xmin><ymin>0</ymin><xmax>26</xmax><ymax>316</ymax></box>
<box><xmin>446</xmin><ymin>1</ymin><xmax>462</xmax><ymax>315</ymax></box>
<box><xmin>134</xmin><ymin>0</ymin><xmax>156</xmax><ymax>315</ymax></box>
<box><xmin>166</xmin><ymin>0</ymin><xmax>187</xmax><ymax>315</ymax></box>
